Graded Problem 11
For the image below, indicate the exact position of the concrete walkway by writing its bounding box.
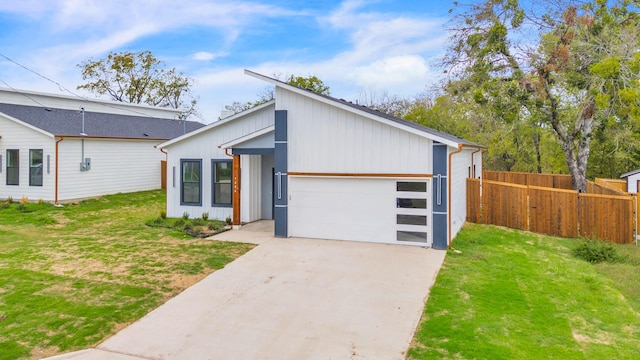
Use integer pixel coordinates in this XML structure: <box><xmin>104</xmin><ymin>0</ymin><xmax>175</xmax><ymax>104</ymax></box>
<box><xmin>46</xmin><ymin>227</ymin><xmax>445</xmax><ymax>360</ymax></box>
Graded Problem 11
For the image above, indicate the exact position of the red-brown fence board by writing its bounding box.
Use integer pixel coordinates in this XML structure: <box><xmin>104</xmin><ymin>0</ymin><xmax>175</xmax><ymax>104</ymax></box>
<box><xmin>579</xmin><ymin>194</ymin><xmax>635</xmax><ymax>244</ymax></box>
<box><xmin>481</xmin><ymin>180</ymin><xmax>528</xmax><ymax>230</ymax></box>
<box><xmin>529</xmin><ymin>186</ymin><xmax>578</xmax><ymax>238</ymax></box>
<box><xmin>466</xmin><ymin>178</ymin><xmax>481</xmax><ymax>223</ymax></box>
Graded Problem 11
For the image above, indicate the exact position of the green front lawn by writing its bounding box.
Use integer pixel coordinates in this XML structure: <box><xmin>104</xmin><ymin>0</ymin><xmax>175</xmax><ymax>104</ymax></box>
<box><xmin>0</xmin><ymin>191</ymin><xmax>253</xmax><ymax>360</ymax></box>
<box><xmin>408</xmin><ymin>223</ymin><xmax>640</xmax><ymax>360</ymax></box>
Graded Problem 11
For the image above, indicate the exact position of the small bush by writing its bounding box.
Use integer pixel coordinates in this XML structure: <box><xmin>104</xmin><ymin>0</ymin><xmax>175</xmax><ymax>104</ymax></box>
<box><xmin>208</xmin><ymin>223</ymin><xmax>216</xmax><ymax>230</ymax></box>
<box><xmin>20</xmin><ymin>196</ymin><xmax>29</xmax><ymax>204</ymax></box>
<box><xmin>201</xmin><ymin>212</ymin><xmax>209</xmax><ymax>221</ymax></box>
<box><xmin>225</xmin><ymin>216</ymin><xmax>232</xmax><ymax>225</ymax></box>
<box><xmin>6</xmin><ymin>196</ymin><xmax>13</xmax><ymax>204</ymax></box>
<box><xmin>174</xmin><ymin>218</ymin><xmax>185</xmax><ymax>227</ymax></box>
<box><xmin>160</xmin><ymin>210</ymin><xmax>167</xmax><ymax>219</ymax></box>
<box><xmin>183</xmin><ymin>222</ymin><xmax>193</xmax><ymax>231</ymax></box>
<box><xmin>192</xmin><ymin>218</ymin><xmax>205</xmax><ymax>226</ymax></box>
<box><xmin>182</xmin><ymin>212</ymin><xmax>190</xmax><ymax>220</ymax></box>
<box><xmin>572</xmin><ymin>239</ymin><xmax>626</xmax><ymax>264</ymax></box>
<box><xmin>37</xmin><ymin>198</ymin><xmax>45</xmax><ymax>204</ymax></box>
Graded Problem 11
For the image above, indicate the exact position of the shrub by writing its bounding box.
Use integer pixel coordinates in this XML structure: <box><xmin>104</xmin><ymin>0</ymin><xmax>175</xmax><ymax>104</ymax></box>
<box><xmin>201</xmin><ymin>212</ymin><xmax>209</xmax><ymax>221</ymax></box>
<box><xmin>37</xmin><ymin>198</ymin><xmax>45</xmax><ymax>204</ymax></box>
<box><xmin>572</xmin><ymin>239</ymin><xmax>626</xmax><ymax>264</ymax></box>
<box><xmin>20</xmin><ymin>196</ymin><xmax>28</xmax><ymax>204</ymax></box>
<box><xmin>183</xmin><ymin>222</ymin><xmax>193</xmax><ymax>231</ymax></box>
<box><xmin>192</xmin><ymin>218</ymin><xmax>205</xmax><ymax>226</ymax></box>
<box><xmin>208</xmin><ymin>223</ymin><xmax>216</xmax><ymax>230</ymax></box>
<box><xmin>160</xmin><ymin>210</ymin><xmax>167</xmax><ymax>219</ymax></box>
<box><xmin>182</xmin><ymin>212</ymin><xmax>190</xmax><ymax>220</ymax></box>
<box><xmin>174</xmin><ymin>218</ymin><xmax>185</xmax><ymax>227</ymax></box>
<box><xmin>225</xmin><ymin>216</ymin><xmax>232</xmax><ymax>225</ymax></box>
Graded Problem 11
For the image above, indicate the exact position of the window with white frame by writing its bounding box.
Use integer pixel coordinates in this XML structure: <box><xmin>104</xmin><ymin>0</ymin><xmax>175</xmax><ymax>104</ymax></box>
<box><xmin>212</xmin><ymin>159</ymin><xmax>232</xmax><ymax>206</ymax></box>
<box><xmin>181</xmin><ymin>159</ymin><xmax>202</xmax><ymax>205</ymax></box>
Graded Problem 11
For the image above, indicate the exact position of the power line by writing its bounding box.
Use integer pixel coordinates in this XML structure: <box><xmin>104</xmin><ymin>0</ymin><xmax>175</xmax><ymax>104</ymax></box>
<box><xmin>0</xmin><ymin>77</ymin><xmax>48</xmax><ymax>108</ymax></box>
<box><xmin>0</xmin><ymin>52</ymin><xmax>189</xmax><ymax>120</ymax></box>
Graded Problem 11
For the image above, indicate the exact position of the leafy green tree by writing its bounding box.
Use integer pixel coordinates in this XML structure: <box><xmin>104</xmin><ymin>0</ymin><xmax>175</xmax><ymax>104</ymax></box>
<box><xmin>225</xmin><ymin>74</ymin><xmax>330</xmax><ymax>116</ymax></box>
<box><xmin>444</xmin><ymin>0</ymin><xmax>640</xmax><ymax>191</ymax></box>
<box><xmin>77</xmin><ymin>51</ymin><xmax>197</xmax><ymax>117</ymax></box>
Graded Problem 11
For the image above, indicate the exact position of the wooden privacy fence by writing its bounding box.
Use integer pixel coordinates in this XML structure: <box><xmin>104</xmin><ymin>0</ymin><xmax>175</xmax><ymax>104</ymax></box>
<box><xmin>467</xmin><ymin>178</ymin><xmax>636</xmax><ymax>244</ymax></box>
<box><xmin>483</xmin><ymin>170</ymin><xmax>573</xmax><ymax>189</ymax></box>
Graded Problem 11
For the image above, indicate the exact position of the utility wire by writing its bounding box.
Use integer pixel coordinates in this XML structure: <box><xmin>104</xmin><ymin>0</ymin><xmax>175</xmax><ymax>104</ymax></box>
<box><xmin>0</xmin><ymin>77</ymin><xmax>48</xmax><ymax>108</ymax></box>
<box><xmin>0</xmin><ymin>52</ymin><xmax>189</xmax><ymax>120</ymax></box>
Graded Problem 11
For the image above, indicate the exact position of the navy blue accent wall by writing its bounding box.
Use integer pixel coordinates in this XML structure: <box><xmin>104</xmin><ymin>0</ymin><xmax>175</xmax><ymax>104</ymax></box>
<box><xmin>432</xmin><ymin>143</ymin><xmax>448</xmax><ymax>250</ymax></box>
<box><xmin>274</xmin><ymin>110</ymin><xmax>288</xmax><ymax>237</ymax></box>
<box><xmin>231</xmin><ymin>148</ymin><xmax>274</xmax><ymax>155</ymax></box>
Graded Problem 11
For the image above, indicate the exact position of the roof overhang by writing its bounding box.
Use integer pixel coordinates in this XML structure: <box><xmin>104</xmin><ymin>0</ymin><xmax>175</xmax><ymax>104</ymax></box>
<box><xmin>157</xmin><ymin>100</ymin><xmax>275</xmax><ymax>149</ymax></box>
<box><xmin>0</xmin><ymin>111</ymin><xmax>55</xmax><ymax>139</ymax></box>
<box><xmin>244</xmin><ymin>70</ymin><xmax>480</xmax><ymax>149</ymax></box>
<box><xmin>219</xmin><ymin>125</ymin><xmax>275</xmax><ymax>149</ymax></box>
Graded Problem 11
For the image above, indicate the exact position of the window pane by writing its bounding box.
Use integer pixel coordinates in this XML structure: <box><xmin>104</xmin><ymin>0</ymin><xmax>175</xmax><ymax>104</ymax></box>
<box><xmin>215</xmin><ymin>162</ymin><xmax>232</xmax><ymax>182</ymax></box>
<box><xmin>397</xmin><ymin>214</ymin><xmax>427</xmax><ymax>226</ymax></box>
<box><xmin>214</xmin><ymin>183</ymin><xmax>232</xmax><ymax>204</ymax></box>
<box><xmin>183</xmin><ymin>162</ymin><xmax>200</xmax><ymax>182</ymax></box>
<box><xmin>183</xmin><ymin>182</ymin><xmax>200</xmax><ymax>203</ymax></box>
<box><xmin>397</xmin><ymin>182</ymin><xmax>427</xmax><ymax>192</ymax></box>
<box><xmin>396</xmin><ymin>198</ymin><xmax>427</xmax><ymax>209</ymax></box>
<box><xmin>30</xmin><ymin>149</ymin><xmax>43</xmax><ymax>186</ymax></box>
<box><xmin>6</xmin><ymin>150</ymin><xmax>18</xmax><ymax>185</ymax></box>
<box><xmin>397</xmin><ymin>231</ymin><xmax>428</xmax><ymax>243</ymax></box>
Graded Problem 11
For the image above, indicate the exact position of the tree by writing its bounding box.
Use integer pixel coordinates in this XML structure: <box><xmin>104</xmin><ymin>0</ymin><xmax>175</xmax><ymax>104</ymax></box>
<box><xmin>444</xmin><ymin>0</ymin><xmax>640</xmax><ymax>191</ymax></box>
<box><xmin>225</xmin><ymin>74</ymin><xmax>330</xmax><ymax>116</ymax></box>
<box><xmin>77</xmin><ymin>51</ymin><xmax>197</xmax><ymax>117</ymax></box>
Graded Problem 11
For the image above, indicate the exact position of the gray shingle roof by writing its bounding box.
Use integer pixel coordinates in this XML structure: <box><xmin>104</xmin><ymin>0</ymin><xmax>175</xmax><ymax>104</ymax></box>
<box><xmin>0</xmin><ymin>103</ymin><xmax>204</xmax><ymax>140</ymax></box>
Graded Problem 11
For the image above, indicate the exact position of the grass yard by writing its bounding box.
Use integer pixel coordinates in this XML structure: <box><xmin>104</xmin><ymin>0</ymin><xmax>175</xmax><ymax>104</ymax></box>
<box><xmin>0</xmin><ymin>190</ymin><xmax>254</xmax><ymax>360</ymax></box>
<box><xmin>408</xmin><ymin>223</ymin><xmax>640</xmax><ymax>360</ymax></box>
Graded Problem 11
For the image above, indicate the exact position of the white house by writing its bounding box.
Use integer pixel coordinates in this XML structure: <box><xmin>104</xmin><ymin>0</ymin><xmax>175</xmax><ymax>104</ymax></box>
<box><xmin>158</xmin><ymin>70</ymin><xmax>484</xmax><ymax>249</ymax></box>
<box><xmin>0</xmin><ymin>88</ymin><xmax>204</xmax><ymax>203</ymax></box>
<box><xmin>620</xmin><ymin>169</ymin><xmax>640</xmax><ymax>193</ymax></box>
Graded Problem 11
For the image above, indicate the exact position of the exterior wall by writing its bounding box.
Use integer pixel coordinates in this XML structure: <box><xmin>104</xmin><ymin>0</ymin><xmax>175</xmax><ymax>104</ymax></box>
<box><xmin>276</xmin><ymin>87</ymin><xmax>432</xmax><ymax>174</ymax></box>
<box><xmin>626</xmin><ymin>173</ymin><xmax>640</xmax><ymax>193</ymax></box>
<box><xmin>164</xmin><ymin>105</ymin><xmax>274</xmax><ymax>220</ymax></box>
<box><xmin>57</xmin><ymin>138</ymin><xmax>164</xmax><ymax>201</ymax></box>
<box><xmin>240</xmin><ymin>155</ymin><xmax>262</xmax><ymax>223</ymax></box>
<box><xmin>0</xmin><ymin>115</ymin><xmax>55</xmax><ymax>201</ymax></box>
<box><xmin>449</xmin><ymin>147</ymin><xmax>478</xmax><ymax>240</ymax></box>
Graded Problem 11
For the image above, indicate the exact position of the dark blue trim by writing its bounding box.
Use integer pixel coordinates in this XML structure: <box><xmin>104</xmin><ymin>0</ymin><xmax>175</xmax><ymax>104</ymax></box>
<box><xmin>231</xmin><ymin>148</ymin><xmax>274</xmax><ymax>155</ymax></box>
<box><xmin>432</xmin><ymin>143</ymin><xmax>448</xmax><ymax>249</ymax></box>
<box><xmin>432</xmin><ymin>213</ymin><xmax>448</xmax><ymax>250</ymax></box>
<box><xmin>180</xmin><ymin>158</ymin><xmax>202</xmax><ymax>206</ymax></box>
<box><xmin>274</xmin><ymin>110</ymin><xmax>288</xmax><ymax>237</ymax></box>
<box><xmin>211</xmin><ymin>159</ymin><xmax>233</xmax><ymax>208</ymax></box>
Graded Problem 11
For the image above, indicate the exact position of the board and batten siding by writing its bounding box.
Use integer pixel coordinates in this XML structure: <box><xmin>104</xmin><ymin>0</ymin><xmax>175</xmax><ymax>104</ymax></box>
<box><xmin>625</xmin><ymin>173</ymin><xmax>640</xmax><ymax>193</ymax></box>
<box><xmin>57</xmin><ymin>138</ymin><xmax>164</xmax><ymax>201</ymax></box>
<box><xmin>449</xmin><ymin>148</ymin><xmax>483</xmax><ymax>240</ymax></box>
<box><xmin>276</xmin><ymin>87</ymin><xmax>432</xmax><ymax>174</ymax></box>
<box><xmin>0</xmin><ymin>115</ymin><xmax>56</xmax><ymax>201</ymax></box>
<box><xmin>164</xmin><ymin>104</ymin><xmax>275</xmax><ymax>220</ymax></box>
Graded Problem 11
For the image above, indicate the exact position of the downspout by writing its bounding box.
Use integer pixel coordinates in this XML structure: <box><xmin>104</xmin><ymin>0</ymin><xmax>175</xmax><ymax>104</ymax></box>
<box><xmin>448</xmin><ymin>144</ymin><xmax>464</xmax><ymax>249</ymax></box>
<box><xmin>471</xmin><ymin>149</ymin><xmax>482</xmax><ymax>178</ymax></box>
<box><xmin>54</xmin><ymin>137</ymin><xmax>64</xmax><ymax>205</ymax></box>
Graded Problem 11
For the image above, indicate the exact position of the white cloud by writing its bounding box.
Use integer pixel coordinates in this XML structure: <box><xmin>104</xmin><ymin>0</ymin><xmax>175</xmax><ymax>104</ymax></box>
<box><xmin>191</xmin><ymin>51</ymin><xmax>228</xmax><ymax>62</ymax></box>
<box><xmin>349</xmin><ymin>55</ymin><xmax>431</xmax><ymax>95</ymax></box>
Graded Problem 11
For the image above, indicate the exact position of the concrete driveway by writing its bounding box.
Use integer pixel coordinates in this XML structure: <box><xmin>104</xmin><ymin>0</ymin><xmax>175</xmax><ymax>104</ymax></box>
<box><xmin>46</xmin><ymin>226</ymin><xmax>445</xmax><ymax>360</ymax></box>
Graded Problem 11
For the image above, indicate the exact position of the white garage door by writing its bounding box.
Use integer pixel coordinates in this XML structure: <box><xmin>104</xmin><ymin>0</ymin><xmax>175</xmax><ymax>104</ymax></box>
<box><xmin>288</xmin><ymin>177</ymin><xmax>431</xmax><ymax>245</ymax></box>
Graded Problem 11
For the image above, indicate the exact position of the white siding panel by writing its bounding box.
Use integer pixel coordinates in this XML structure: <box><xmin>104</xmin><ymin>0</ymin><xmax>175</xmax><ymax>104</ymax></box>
<box><xmin>288</xmin><ymin>177</ymin><xmax>397</xmax><ymax>244</ymax></box>
<box><xmin>164</xmin><ymin>105</ymin><xmax>274</xmax><ymax>220</ymax></box>
<box><xmin>278</xmin><ymin>88</ymin><xmax>431</xmax><ymax>174</ymax></box>
<box><xmin>0</xmin><ymin>116</ymin><xmax>55</xmax><ymax>201</ymax></box>
<box><xmin>627</xmin><ymin>174</ymin><xmax>640</xmax><ymax>193</ymax></box>
<box><xmin>450</xmin><ymin>148</ymin><xmax>474</xmax><ymax>239</ymax></box>
<box><xmin>240</xmin><ymin>155</ymin><xmax>261</xmax><ymax>223</ymax></box>
<box><xmin>57</xmin><ymin>138</ymin><xmax>164</xmax><ymax>201</ymax></box>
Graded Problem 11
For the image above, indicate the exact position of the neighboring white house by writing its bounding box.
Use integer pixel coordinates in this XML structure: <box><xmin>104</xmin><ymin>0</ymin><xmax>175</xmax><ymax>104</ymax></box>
<box><xmin>158</xmin><ymin>70</ymin><xmax>484</xmax><ymax>249</ymax></box>
<box><xmin>620</xmin><ymin>169</ymin><xmax>640</xmax><ymax>193</ymax></box>
<box><xmin>0</xmin><ymin>88</ymin><xmax>204</xmax><ymax>203</ymax></box>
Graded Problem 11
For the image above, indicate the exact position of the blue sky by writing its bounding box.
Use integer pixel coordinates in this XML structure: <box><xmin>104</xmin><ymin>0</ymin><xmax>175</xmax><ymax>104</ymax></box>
<box><xmin>0</xmin><ymin>0</ymin><xmax>455</xmax><ymax>122</ymax></box>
